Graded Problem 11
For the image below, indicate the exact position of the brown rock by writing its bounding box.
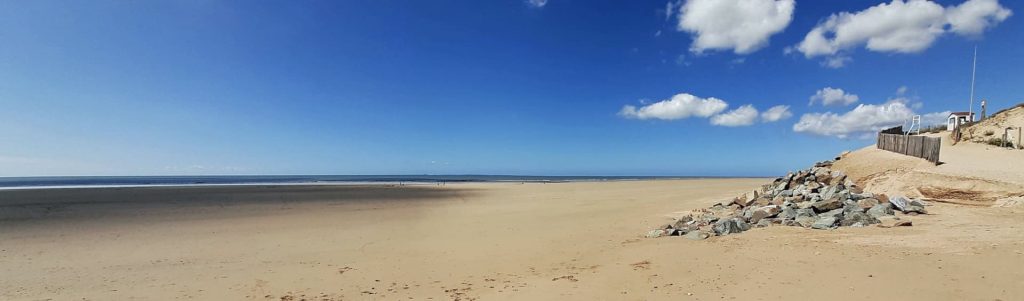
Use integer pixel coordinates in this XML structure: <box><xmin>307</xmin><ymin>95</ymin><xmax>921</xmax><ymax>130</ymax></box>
<box><xmin>876</xmin><ymin>194</ymin><xmax>890</xmax><ymax>204</ymax></box>
<box><xmin>733</xmin><ymin>190</ymin><xmax>759</xmax><ymax>207</ymax></box>
<box><xmin>811</xmin><ymin>198</ymin><xmax>843</xmax><ymax>212</ymax></box>
<box><xmin>750</xmin><ymin>206</ymin><xmax>781</xmax><ymax>224</ymax></box>
<box><xmin>857</xmin><ymin>198</ymin><xmax>880</xmax><ymax>210</ymax></box>
<box><xmin>771</xmin><ymin>195</ymin><xmax>786</xmax><ymax>206</ymax></box>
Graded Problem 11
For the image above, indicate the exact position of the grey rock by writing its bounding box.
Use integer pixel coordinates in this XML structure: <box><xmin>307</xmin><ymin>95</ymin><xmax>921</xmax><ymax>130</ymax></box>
<box><xmin>795</xmin><ymin>208</ymin><xmax>817</xmax><ymax>218</ymax></box>
<box><xmin>840</xmin><ymin>211</ymin><xmax>878</xmax><ymax>227</ymax></box>
<box><xmin>713</xmin><ymin>218</ymin><xmax>748</xmax><ymax>235</ymax></box>
<box><xmin>820</xmin><ymin>208</ymin><xmax>845</xmax><ymax>219</ymax></box>
<box><xmin>796</xmin><ymin>215</ymin><xmax>817</xmax><ymax>228</ymax></box>
<box><xmin>756</xmin><ymin>219</ymin><xmax>772</xmax><ymax>228</ymax></box>
<box><xmin>684</xmin><ymin>231</ymin><xmax>710</xmax><ymax>240</ymax></box>
<box><xmin>867</xmin><ymin>204</ymin><xmax>895</xmax><ymax>218</ymax></box>
<box><xmin>890</xmin><ymin>195</ymin><xmax>927</xmax><ymax>214</ymax></box>
<box><xmin>736</xmin><ymin>218</ymin><xmax>751</xmax><ymax>231</ymax></box>
<box><xmin>811</xmin><ymin>216</ymin><xmax>838</xmax><ymax>230</ymax></box>
<box><xmin>843</xmin><ymin>203</ymin><xmax>865</xmax><ymax>215</ymax></box>
<box><xmin>888</xmin><ymin>195</ymin><xmax>910</xmax><ymax>212</ymax></box>
<box><xmin>777</xmin><ymin>207</ymin><xmax>797</xmax><ymax>220</ymax></box>
<box><xmin>905</xmin><ymin>199</ymin><xmax>928</xmax><ymax>214</ymax></box>
<box><xmin>821</xmin><ymin>186</ymin><xmax>837</xmax><ymax>200</ymax></box>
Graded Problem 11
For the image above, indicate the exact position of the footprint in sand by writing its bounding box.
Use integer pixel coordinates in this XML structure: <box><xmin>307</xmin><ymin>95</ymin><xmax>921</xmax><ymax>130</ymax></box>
<box><xmin>631</xmin><ymin>260</ymin><xmax>651</xmax><ymax>270</ymax></box>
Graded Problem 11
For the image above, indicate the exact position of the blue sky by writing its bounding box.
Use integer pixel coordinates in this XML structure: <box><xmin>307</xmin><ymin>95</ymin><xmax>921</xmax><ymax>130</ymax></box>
<box><xmin>1</xmin><ymin>0</ymin><xmax>1021</xmax><ymax>177</ymax></box>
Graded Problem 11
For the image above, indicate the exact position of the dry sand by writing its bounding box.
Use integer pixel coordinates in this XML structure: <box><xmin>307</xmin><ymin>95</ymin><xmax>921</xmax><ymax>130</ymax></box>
<box><xmin>834</xmin><ymin>133</ymin><xmax>1024</xmax><ymax>206</ymax></box>
<box><xmin>3</xmin><ymin>180</ymin><xmax>1024</xmax><ymax>300</ymax></box>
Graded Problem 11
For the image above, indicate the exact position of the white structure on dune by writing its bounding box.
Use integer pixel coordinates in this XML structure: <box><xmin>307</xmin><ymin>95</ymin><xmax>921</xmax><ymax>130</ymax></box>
<box><xmin>947</xmin><ymin>112</ymin><xmax>976</xmax><ymax>131</ymax></box>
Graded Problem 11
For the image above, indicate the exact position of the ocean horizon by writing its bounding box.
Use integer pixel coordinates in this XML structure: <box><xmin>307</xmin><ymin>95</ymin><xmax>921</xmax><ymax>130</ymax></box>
<box><xmin>0</xmin><ymin>174</ymin><xmax>762</xmax><ymax>189</ymax></box>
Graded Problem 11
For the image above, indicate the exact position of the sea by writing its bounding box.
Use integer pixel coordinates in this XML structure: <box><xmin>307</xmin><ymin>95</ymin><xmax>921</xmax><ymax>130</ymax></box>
<box><xmin>0</xmin><ymin>175</ymin><xmax>714</xmax><ymax>189</ymax></box>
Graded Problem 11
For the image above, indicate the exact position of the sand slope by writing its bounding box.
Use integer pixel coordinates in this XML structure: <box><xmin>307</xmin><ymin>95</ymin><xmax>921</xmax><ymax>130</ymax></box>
<box><xmin>3</xmin><ymin>180</ymin><xmax>1024</xmax><ymax>300</ymax></box>
<box><xmin>833</xmin><ymin>134</ymin><xmax>1024</xmax><ymax>206</ymax></box>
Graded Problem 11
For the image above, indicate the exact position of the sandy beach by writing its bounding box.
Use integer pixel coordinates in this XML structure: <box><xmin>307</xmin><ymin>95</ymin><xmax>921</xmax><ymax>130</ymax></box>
<box><xmin>2</xmin><ymin>179</ymin><xmax>1023</xmax><ymax>300</ymax></box>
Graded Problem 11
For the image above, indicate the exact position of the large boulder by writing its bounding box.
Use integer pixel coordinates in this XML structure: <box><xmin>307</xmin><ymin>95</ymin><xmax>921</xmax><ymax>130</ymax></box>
<box><xmin>842</xmin><ymin>203</ymin><xmax>865</xmax><ymax>215</ymax></box>
<box><xmin>777</xmin><ymin>207</ymin><xmax>798</xmax><ymax>220</ymax></box>
<box><xmin>840</xmin><ymin>211</ymin><xmax>879</xmax><ymax>227</ymax></box>
<box><xmin>811</xmin><ymin>216</ymin><xmax>838</xmax><ymax>229</ymax></box>
<box><xmin>796</xmin><ymin>215</ymin><xmax>817</xmax><ymax>228</ymax></box>
<box><xmin>749</xmin><ymin>205</ymin><xmax>782</xmax><ymax>224</ymax></box>
<box><xmin>820</xmin><ymin>208</ymin><xmax>845</xmax><ymax>219</ymax></box>
<box><xmin>811</xmin><ymin>198</ymin><xmax>843</xmax><ymax>212</ymax></box>
<box><xmin>889</xmin><ymin>195</ymin><xmax>928</xmax><ymax>214</ymax></box>
<box><xmin>713</xmin><ymin>218</ymin><xmax>749</xmax><ymax>235</ymax></box>
<box><xmin>866</xmin><ymin>204</ymin><xmax>895</xmax><ymax>218</ymax></box>
<box><xmin>857</xmin><ymin>198</ymin><xmax>880</xmax><ymax>210</ymax></box>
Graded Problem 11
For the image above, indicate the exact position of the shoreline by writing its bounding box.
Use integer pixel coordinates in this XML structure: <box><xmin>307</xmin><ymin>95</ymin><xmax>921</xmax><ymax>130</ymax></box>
<box><xmin>0</xmin><ymin>176</ymin><xmax>770</xmax><ymax>191</ymax></box>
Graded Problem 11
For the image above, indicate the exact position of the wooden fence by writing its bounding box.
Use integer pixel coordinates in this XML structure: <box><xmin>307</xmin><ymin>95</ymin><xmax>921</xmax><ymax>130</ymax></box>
<box><xmin>876</xmin><ymin>133</ymin><xmax>941</xmax><ymax>164</ymax></box>
<box><xmin>880</xmin><ymin>125</ymin><xmax>904</xmax><ymax>135</ymax></box>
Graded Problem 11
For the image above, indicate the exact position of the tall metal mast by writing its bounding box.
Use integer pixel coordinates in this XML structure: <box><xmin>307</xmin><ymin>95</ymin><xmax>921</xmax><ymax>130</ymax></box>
<box><xmin>969</xmin><ymin>46</ymin><xmax>977</xmax><ymax>121</ymax></box>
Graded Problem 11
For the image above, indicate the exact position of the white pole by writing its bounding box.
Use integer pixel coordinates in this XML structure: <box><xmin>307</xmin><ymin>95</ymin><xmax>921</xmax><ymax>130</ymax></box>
<box><xmin>969</xmin><ymin>46</ymin><xmax>977</xmax><ymax>121</ymax></box>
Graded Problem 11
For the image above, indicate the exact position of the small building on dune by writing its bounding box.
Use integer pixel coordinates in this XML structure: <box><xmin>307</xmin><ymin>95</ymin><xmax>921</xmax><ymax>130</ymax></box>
<box><xmin>947</xmin><ymin>112</ymin><xmax>975</xmax><ymax>131</ymax></box>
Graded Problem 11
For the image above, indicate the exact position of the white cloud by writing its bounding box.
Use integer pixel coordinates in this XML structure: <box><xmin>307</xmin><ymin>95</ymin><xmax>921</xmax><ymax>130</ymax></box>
<box><xmin>823</xmin><ymin>56</ymin><xmax>852</xmax><ymax>68</ymax></box>
<box><xmin>620</xmin><ymin>93</ymin><xmax>728</xmax><ymax>121</ymax></box>
<box><xmin>526</xmin><ymin>0</ymin><xmax>548</xmax><ymax>8</ymax></box>
<box><xmin>761</xmin><ymin>105</ymin><xmax>793</xmax><ymax>122</ymax></box>
<box><xmin>796</xmin><ymin>0</ymin><xmax>1011</xmax><ymax>65</ymax></box>
<box><xmin>810</xmin><ymin>87</ymin><xmax>860</xmax><ymax>106</ymax></box>
<box><xmin>792</xmin><ymin>102</ymin><xmax>948</xmax><ymax>138</ymax></box>
<box><xmin>675</xmin><ymin>0</ymin><xmax>795</xmax><ymax>54</ymax></box>
<box><xmin>711</xmin><ymin>105</ymin><xmax>759</xmax><ymax>126</ymax></box>
<box><xmin>921</xmin><ymin>111</ymin><xmax>953</xmax><ymax>126</ymax></box>
<box><xmin>896</xmin><ymin>85</ymin><xmax>909</xmax><ymax>95</ymax></box>
<box><xmin>947</xmin><ymin>0</ymin><xmax>1013</xmax><ymax>35</ymax></box>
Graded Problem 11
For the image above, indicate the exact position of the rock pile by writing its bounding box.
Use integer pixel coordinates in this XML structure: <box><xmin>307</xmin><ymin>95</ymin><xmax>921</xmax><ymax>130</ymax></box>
<box><xmin>647</xmin><ymin>158</ymin><xmax>928</xmax><ymax>239</ymax></box>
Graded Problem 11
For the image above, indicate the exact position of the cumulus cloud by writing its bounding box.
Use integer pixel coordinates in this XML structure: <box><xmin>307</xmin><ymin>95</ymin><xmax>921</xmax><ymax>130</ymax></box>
<box><xmin>809</xmin><ymin>87</ymin><xmax>859</xmax><ymax>106</ymax></box>
<box><xmin>711</xmin><ymin>105</ymin><xmax>759</xmax><ymax>126</ymax></box>
<box><xmin>947</xmin><ymin>0</ymin><xmax>1013</xmax><ymax>35</ymax></box>
<box><xmin>619</xmin><ymin>93</ymin><xmax>728</xmax><ymax>120</ymax></box>
<box><xmin>792</xmin><ymin>101</ymin><xmax>948</xmax><ymax>138</ymax></box>
<box><xmin>675</xmin><ymin>0</ymin><xmax>795</xmax><ymax>54</ymax></box>
<box><xmin>796</xmin><ymin>0</ymin><xmax>1011</xmax><ymax>65</ymax></box>
<box><xmin>761</xmin><ymin>105</ymin><xmax>793</xmax><ymax>122</ymax></box>
<box><xmin>526</xmin><ymin>0</ymin><xmax>548</xmax><ymax>8</ymax></box>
